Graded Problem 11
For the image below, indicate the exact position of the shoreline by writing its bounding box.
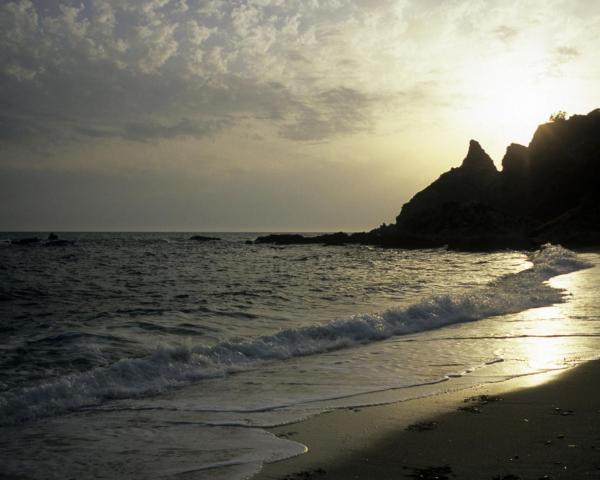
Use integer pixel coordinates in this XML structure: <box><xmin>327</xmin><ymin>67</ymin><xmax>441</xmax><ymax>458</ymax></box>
<box><xmin>255</xmin><ymin>360</ymin><xmax>600</xmax><ymax>479</ymax></box>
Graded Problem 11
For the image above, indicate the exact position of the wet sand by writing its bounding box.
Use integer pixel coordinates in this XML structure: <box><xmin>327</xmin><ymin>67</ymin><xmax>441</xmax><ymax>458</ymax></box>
<box><xmin>255</xmin><ymin>360</ymin><xmax>600</xmax><ymax>480</ymax></box>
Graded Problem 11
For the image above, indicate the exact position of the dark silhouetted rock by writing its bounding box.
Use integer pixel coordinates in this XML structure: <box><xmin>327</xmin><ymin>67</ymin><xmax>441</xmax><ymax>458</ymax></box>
<box><xmin>255</xmin><ymin>234</ymin><xmax>308</xmax><ymax>245</ymax></box>
<box><xmin>501</xmin><ymin>143</ymin><xmax>529</xmax><ymax>178</ymax></box>
<box><xmin>317</xmin><ymin>232</ymin><xmax>353</xmax><ymax>245</ymax></box>
<box><xmin>47</xmin><ymin>233</ymin><xmax>59</xmax><ymax>241</ymax></box>
<box><xmin>387</xmin><ymin>109</ymin><xmax>600</xmax><ymax>249</ymax></box>
<box><xmin>530</xmin><ymin>199</ymin><xmax>600</xmax><ymax>247</ymax></box>
<box><xmin>189</xmin><ymin>235</ymin><xmax>220</xmax><ymax>242</ymax></box>
<box><xmin>255</xmin><ymin>232</ymin><xmax>357</xmax><ymax>246</ymax></box>
<box><xmin>256</xmin><ymin>109</ymin><xmax>600</xmax><ymax>250</ymax></box>
<box><xmin>395</xmin><ymin>140</ymin><xmax>500</xmax><ymax>232</ymax></box>
<box><xmin>525</xmin><ymin>109</ymin><xmax>600</xmax><ymax>224</ymax></box>
<box><xmin>461</xmin><ymin>139</ymin><xmax>497</xmax><ymax>172</ymax></box>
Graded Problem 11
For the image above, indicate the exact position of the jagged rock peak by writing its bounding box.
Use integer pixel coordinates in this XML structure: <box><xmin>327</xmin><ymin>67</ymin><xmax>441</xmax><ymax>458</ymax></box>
<box><xmin>502</xmin><ymin>143</ymin><xmax>529</xmax><ymax>175</ymax></box>
<box><xmin>461</xmin><ymin>139</ymin><xmax>497</xmax><ymax>172</ymax></box>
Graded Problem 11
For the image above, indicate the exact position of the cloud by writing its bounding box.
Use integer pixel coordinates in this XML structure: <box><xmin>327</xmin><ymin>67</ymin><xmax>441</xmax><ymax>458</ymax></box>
<box><xmin>77</xmin><ymin>118</ymin><xmax>231</xmax><ymax>141</ymax></box>
<box><xmin>281</xmin><ymin>87</ymin><xmax>388</xmax><ymax>141</ymax></box>
<box><xmin>0</xmin><ymin>0</ymin><xmax>411</xmax><ymax>149</ymax></box>
<box><xmin>546</xmin><ymin>46</ymin><xmax>581</xmax><ymax>76</ymax></box>
<box><xmin>2</xmin><ymin>0</ymin><xmax>600</xmax><ymax>231</ymax></box>
<box><xmin>1</xmin><ymin>0</ymin><xmax>598</xmax><ymax>153</ymax></box>
<box><xmin>493</xmin><ymin>25</ymin><xmax>519</xmax><ymax>42</ymax></box>
<box><xmin>0</xmin><ymin>114</ymin><xmax>48</xmax><ymax>142</ymax></box>
<box><xmin>555</xmin><ymin>46</ymin><xmax>579</xmax><ymax>61</ymax></box>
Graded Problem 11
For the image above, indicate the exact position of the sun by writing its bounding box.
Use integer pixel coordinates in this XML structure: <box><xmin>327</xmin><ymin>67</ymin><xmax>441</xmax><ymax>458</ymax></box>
<box><xmin>464</xmin><ymin>64</ymin><xmax>552</xmax><ymax>145</ymax></box>
<box><xmin>457</xmin><ymin>47</ymin><xmax>586</xmax><ymax>149</ymax></box>
<box><xmin>476</xmin><ymin>76</ymin><xmax>550</xmax><ymax>145</ymax></box>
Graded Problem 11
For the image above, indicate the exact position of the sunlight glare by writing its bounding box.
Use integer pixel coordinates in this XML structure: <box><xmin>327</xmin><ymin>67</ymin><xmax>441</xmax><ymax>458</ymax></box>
<box><xmin>459</xmin><ymin>48</ymin><xmax>585</xmax><ymax>146</ymax></box>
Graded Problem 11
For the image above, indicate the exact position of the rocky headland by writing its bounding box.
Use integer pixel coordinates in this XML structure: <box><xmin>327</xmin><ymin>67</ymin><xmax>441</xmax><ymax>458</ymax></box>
<box><xmin>256</xmin><ymin>109</ymin><xmax>600</xmax><ymax>250</ymax></box>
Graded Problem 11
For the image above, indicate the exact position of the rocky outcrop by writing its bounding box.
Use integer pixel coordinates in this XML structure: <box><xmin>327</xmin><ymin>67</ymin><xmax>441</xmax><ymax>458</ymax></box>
<box><xmin>394</xmin><ymin>140</ymin><xmax>501</xmax><ymax>232</ymax></box>
<box><xmin>501</xmin><ymin>143</ymin><xmax>529</xmax><ymax>178</ymax></box>
<box><xmin>255</xmin><ymin>232</ymin><xmax>356</xmax><ymax>246</ymax></box>
<box><xmin>10</xmin><ymin>234</ymin><xmax>76</xmax><ymax>247</ymax></box>
<box><xmin>526</xmin><ymin>109</ymin><xmax>600</xmax><ymax>225</ymax></box>
<box><xmin>255</xmin><ymin>109</ymin><xmax>600</xmax><ymax>250</ymax></box>
<box><xmin>190</xmin><ymin>235</ymin><xmax>221</xmax><ymax>242</ymax></box>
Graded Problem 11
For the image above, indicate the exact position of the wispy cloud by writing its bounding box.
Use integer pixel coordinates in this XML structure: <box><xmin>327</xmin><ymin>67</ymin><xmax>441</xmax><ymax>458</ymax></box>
<box><xmin>555</xmin><ymin>46</ymin><xmax>579</xmax><ymax>62</ymax></box>
<box><xmin>281</xmin><ymin>87</ymin><xmax>391</xmax><ymax>141</ymax></box>
<box><xmin>0</xmin><ymin>0</ymin><xmax>404</xmax><ymax>146</ymax></box>
<box><xmin>493</xmin><ymin>25</ymin><xmax>519</xmax><ymax>42</ymax></box>
<box><xmin>0</xmin><ymin>0</ymin><xmax>598</xmax><ymax>150</ymax></box>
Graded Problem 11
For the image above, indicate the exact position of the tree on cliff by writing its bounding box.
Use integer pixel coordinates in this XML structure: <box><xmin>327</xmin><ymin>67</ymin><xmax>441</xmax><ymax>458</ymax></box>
<box><xmin>549</xmin><ymin>110</ymin><xmax>568</xmax><ymax>122</ymax></box>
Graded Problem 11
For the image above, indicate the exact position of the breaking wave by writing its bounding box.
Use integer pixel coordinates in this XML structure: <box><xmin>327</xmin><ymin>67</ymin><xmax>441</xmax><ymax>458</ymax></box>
<box><xmin>0</xmin><ymin>244</ymin><xmax>591</xmax><ymax>425</ymax></box>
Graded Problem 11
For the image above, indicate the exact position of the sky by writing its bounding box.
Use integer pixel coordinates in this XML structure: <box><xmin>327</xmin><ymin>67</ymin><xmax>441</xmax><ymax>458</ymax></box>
<box><xmin>1</xmin><ymin>0</ymin><xmax>599</xmax><ymax>232</ymax></box>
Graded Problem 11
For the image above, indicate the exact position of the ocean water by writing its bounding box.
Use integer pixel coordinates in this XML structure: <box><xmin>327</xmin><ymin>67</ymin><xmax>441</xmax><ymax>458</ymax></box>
<box><xmin>0</xmin><ymin>233</ymin><xmax>599</xmax><ymax>479</ymax></box>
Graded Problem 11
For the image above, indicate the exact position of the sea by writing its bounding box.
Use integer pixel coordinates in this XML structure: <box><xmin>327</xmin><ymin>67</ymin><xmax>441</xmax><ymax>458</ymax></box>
<box><xmin>1</xmin><ymin>232</ymin><xmax>599</xmax><ymax>479</ymax></box>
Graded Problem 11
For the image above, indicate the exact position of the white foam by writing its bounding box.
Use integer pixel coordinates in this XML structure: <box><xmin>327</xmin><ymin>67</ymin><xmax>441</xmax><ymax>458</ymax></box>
<box><xmin>0</xmin><ymin>244</ymin><xmax>591</xmax><ymax>425</ymax></box>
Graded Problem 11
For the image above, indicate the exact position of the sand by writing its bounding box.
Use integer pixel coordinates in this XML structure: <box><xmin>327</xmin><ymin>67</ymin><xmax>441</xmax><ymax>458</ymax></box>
<box><xmin>255</xmin><ymin>360</ymin><xmax>600</xmax><ymax>480</ymax></box>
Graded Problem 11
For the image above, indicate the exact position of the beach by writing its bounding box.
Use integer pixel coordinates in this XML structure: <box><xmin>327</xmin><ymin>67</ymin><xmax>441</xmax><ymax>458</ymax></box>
<box><xmin>1</xmin><ymin>238</ymin><xmax>598</xmax><ymax>479</ymax></box>
<box><xmin>256</xmin><ymin>360</ymin><xmax>600</xmax><ymax>479</ymax></box>
<box><xmin>3</xmin><ymin>2</ymin><xmax>600</xmax><ymax>479</ymax></box>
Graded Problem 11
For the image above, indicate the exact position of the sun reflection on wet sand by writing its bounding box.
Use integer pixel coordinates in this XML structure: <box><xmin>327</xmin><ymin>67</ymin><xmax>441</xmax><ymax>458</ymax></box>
<box><xmin>512</xmin><ymin>259</ymin><xmax>599</xmax><ymax>388</ymax></box>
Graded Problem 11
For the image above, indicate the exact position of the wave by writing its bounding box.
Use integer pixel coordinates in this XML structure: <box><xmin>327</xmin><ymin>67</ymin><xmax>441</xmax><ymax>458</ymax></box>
<box><xmin>0</xmin><ymin>244</ymin><xmax>591</xmax><ymax>426</ymax></box>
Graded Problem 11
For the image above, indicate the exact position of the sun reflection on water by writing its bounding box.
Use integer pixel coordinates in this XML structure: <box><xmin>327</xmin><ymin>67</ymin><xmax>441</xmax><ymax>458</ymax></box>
<box><xmin>521</xmin><ymin>306</ymin><xmax>569</xmax><ymax>371</ymax></box>
<box><xmin>510</xmin><ymin>266</ymin><xmax>596</xmax><ymax>387</ymax></box>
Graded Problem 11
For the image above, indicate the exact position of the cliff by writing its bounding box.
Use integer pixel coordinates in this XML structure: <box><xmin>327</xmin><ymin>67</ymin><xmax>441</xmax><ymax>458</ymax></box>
<box><xmin>256</xmin><ymin>109</ymin><xmax>600</xmax><ymax>250</ymax></box>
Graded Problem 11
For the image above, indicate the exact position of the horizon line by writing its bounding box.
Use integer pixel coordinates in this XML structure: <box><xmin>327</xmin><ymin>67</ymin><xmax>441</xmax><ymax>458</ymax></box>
<box><xmin>0</xmin><ymin>228</ymin><xmax>368</xmax><ymax>234</ymax></box>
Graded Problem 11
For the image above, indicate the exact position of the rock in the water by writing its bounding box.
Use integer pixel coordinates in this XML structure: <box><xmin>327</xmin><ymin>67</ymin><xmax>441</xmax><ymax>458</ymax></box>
<box><xmin>255</xmin><ymin>234</ymin><xmax>308</xmax><ymax>245</ymax></box>
<box><xmin>189</xmin><ymin>235</ymin><xmax>221</xmax><ymax>242</ymax></box>
<box><xmin>254</xmin><ymin>232</ymin><xmax>354</xmax><ymax>246</ymax></box>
